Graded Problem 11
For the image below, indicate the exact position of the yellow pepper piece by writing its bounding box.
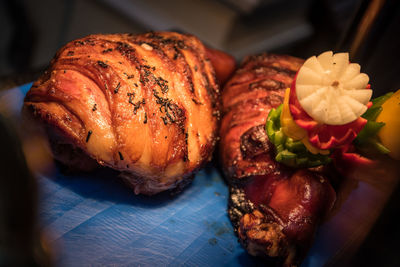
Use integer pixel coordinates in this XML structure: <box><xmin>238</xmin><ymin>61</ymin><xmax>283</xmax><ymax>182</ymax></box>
<box><xmin>376</xmin><ymin>89</ymin><xmax>400</xmax><ymax>160</ymax></box>
<box><xmin>280</xmin><ymin>88</ymin><xmax>329</xmax><ymax>155</ymax></box>
<box><xmin>281</xmin><ymin>88</ymin><xmax>306</xmax><ymax>140</ymax></box>
<box><xmin>301</xmin><ymin>137</ymin><xmax>330</xmax><ymax>155</ymax></box>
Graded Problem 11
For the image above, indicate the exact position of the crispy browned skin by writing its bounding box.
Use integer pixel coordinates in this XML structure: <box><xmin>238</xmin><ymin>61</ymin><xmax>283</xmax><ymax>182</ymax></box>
<box><xmin>220</xmin><ymin>54</ymin><xmax>304</xmax><ymax>180</ymax></box>
<box><xmin>24</xmin><ymin>32</ymin><xmax>222</xmax><ymax>195</ymax></box>
<box><xmin>220</xmin><ymin>54</ymin><xmax>336</xmax><ymax>266</ymax></box>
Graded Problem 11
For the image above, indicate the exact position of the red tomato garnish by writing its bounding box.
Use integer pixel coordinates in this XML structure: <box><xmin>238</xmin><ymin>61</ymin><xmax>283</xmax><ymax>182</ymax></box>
<box><xmin>288</xmin><ymin>74</ymin><xmax>369</xmax><ymax>150</ymax></box>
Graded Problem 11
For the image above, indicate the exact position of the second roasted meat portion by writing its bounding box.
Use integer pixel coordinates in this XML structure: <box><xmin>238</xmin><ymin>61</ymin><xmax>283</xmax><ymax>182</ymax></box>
<box><xmin>24</xmin><ymin>32</ymin><xmax>228</xmax><ymax>195</ymax></box>
<box><xmin>220</xmin><ymin>53</ymin><xmax>336</xmax><ymax>266</ymax></box>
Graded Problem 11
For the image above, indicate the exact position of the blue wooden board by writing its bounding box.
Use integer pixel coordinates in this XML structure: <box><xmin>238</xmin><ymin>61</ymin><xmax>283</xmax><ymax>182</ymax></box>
<box><xmin>4</xmin><ymin>83</ymin><xmax>387</xmax><ymax>266</ymax></box>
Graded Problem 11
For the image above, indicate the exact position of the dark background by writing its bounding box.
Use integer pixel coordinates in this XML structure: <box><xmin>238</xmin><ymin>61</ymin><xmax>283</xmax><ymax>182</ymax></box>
<box><xmin>1</xmin><ymin>0</ymin><xmax>400</xmax><ymax>266</ymax></box>
<box><xmin>1</xmin><ymin>0</ymin><xmax>399</xmax><ymax>95</ymax></box>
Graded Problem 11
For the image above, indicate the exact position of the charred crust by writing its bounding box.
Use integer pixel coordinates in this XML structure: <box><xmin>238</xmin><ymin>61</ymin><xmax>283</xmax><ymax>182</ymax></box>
<box><xmin>240</xmin><ymin>125</ymin><xmax>271</xmax><ymax>160</ymax></box>
<box><xmin>102</xmin><ymin>48</ymin><xmax>113</xmax><ymax>53</ymax></box>
<box><xmin>249</xmin><ymin>79</ymin><xmax>286</xmax><ymax>91</ymax></box>
<box><xmin>228</xmin><ymin>185</ymin><xmax>255</xmax><ymax>231</ymax></box>
<box><xmin>228</xmin><ymin>184</ymin><xmax>298</xmax><ymax>266</ymax></box>
<box><xmin>97</xmin><ymin>61</ymin><xmax>108</xmax><ymax>68</ymax></box>
<box><xmin>269</xmin><ymin>66</ymin><xmax>297</xmax><ymax>77</ymax></box>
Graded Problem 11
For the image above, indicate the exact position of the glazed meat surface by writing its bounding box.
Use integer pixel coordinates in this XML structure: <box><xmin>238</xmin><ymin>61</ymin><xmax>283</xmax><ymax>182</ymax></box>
<box><xmin>220</xmin><ymin>54</ymin><xmax>304</xmax><ymax>180</ymax></box>
<box><xmin>24</xmin><ymin>32</ymin><xmax>224</xmax><ymax>195</ymax></box>
<box><xmin>220</xmin><ymin>54</ymin><xmax>336</xmax><ymax>266</ymax></box>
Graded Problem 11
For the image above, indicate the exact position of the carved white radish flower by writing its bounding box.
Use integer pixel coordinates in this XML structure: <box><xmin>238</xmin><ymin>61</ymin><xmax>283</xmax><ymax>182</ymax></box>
<box><xmin>295</xmin><ymin>51</ymin><xmax>372</xmax><ymax>125</ymax></box>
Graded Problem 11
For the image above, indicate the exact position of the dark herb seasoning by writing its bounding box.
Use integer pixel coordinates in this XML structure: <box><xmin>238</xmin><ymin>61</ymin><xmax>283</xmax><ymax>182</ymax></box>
<box><xmin>102</xmin><ymin>48</ymin><xmax>113</xmax><ymax>53</ymax></box>
<box><xmin>86</xmin><ymin>39</ymin><xmax>96</xmax><ymax>46</ymax></box>
<box><xmin>67</xmin><ymin>51</ymin><xmax>74</xmax><ymax>56</ymax></box>
<box><xmin>86</xmin><ymin>130</ymin><xmax>93</xmax><ymax>143</ymax></box>
<box><xmin>153</xmin><ymin>89</ymin><xmax>178</xmax><ymax>124</ymax></box>
<box><xmin>188</xmin><ymin>78</ymin><xmax>195</xmax><ymax>93</ymax></box>
<box><xmin>124</xmin><ymin>73</ymin><xmax>134</xmax><ymax>79</ymax></box>
<box><xmin>118</xmin><ymin>151</ymin><xmax>124</xmax><ymax>160</ymax></box>
<box><xmin>114</xmin><ymin>82</ymin><xmax>121</xmax><ymax>94</ymax></box>
<box><xmin>143</xmin><ymin>112</ymin><xmax>147</xmax><ymax>124</ymax></box>
<box><xmin>153</xmin><ymin>90</ymin><xmax>185</xmax><ymax>128</ymax></box>
<box><xmin>156</xmin><ymin>77</ymin><xmax>169</xmax><ymax>93</ymax></box>
<box><xmin>74</xmin><ymin>40</ymin><xmax>85</xmax><ymax>46</ymax></box>
<box><xmin>194</xmin><ymin>65</ymin><xmax>198</xmax><ymax>72</ymax></box>
<box><xmin>177</xmin><ymin>40</ymin><xmax>186</xmax><ymax>49</ymax></box>
<box><xmin>92</xmin><ymin>104</ymin><xmax>97</xmax><ymax>111</ymax></box>
<box><xmin>97</xmin><ymin>61</ymin><xmax>108</xmax><ymax>68</ymax></box>
<box><xmin>134</xmin><ymin>83</ymin><xmax>138</xmax><ymax>87</ymax></box>
<box><xmin>133</xmin><ymin>99</ymin><xmax>145</xmax><ymax>115</ymax></box>
<box><xmin>185</xmin><ymin>131</ymin><xmax>189</xmax><ymax>145</ymax></box>
<box><xmin>191</xmin><ymin>98</ymin><xmax>202</xmax><ymax>105</ymax></box>
<box><xmin>143</xmin><ymin>69</ymin><xmax>151</xmax><ymax>78</ymax></box>
<box><xmin>116</xmin><ymin>42</ymin><xmax>132</xmax><ymax>49</ymax></box>
<box><xmin>127</xmin><ymin>92</ymin><xmax>135</xmax><ymax>104</ymax></box>
<box><xmin>63</xmin><ymin>70</ymin><xmax>67</xmax><ymax>74</ymax></box>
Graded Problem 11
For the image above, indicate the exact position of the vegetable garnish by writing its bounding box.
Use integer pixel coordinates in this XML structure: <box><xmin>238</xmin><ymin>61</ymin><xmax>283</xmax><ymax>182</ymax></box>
<box><xmin>281</xmin><ymin>88</ymin><xmax>329</xmax><ymax>155</ymax></box>
<box><xmin>289</xmin><ymin>85</ymin><xmax>369</xmax><ymax>150</ymax></box>
<box><xmin>373</xmin><ymin>90</ymin><xmax>400</xmax><ymax>160</ymax></box>
<box><xmin>354</xmin><ymin>92</ymin><xmax>392</xmax><ymax>154</ymax></box>
<box><xmin>295</xmin><ymin>51</ymin><xmax>372</xmax><ymax>125</ymax></box>
<box><xmin>264</xmin><ymin>51</ymin><xmax>378</xmax><ymax>168</ymax></box>
<box><xmin>266</xmin><ymin>104</ymin><xmax>332</xmax><ymax>168</ymax></box>
<box><xmin>288</xmin><ymin>51</ymin><xmax>372</xmax><ymax>150</ymax></box>
<box><xmin>265</xmin><ymin>51</ymin><xmax>400</xmax><ymax>169</ymax></box>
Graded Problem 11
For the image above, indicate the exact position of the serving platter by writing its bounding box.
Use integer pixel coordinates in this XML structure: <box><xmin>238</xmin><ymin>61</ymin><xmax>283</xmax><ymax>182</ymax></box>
<box><xmin>2</xmin><ymin>83</ymin><xmax>397</xmax><ymax>266</ymax></box>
